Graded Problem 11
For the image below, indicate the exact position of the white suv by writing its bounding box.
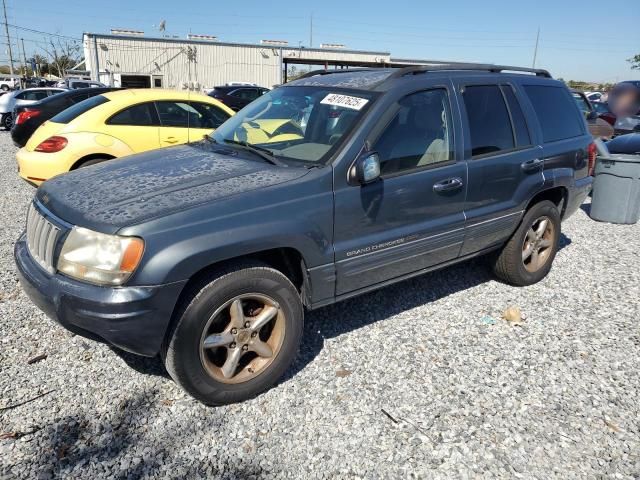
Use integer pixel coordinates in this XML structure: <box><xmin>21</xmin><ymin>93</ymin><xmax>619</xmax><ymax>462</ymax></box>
<box><xmin>0</xmin><ymin>76</ymin><xmax>19</xmax><ymax>92</ymax></box>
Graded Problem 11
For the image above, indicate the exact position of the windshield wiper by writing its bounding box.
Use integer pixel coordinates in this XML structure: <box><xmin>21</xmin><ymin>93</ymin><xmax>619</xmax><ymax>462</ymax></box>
<box><xmin>222</xmin><ymin>139</ymin><xmax>284</xmax><ymax>166</ymax></box>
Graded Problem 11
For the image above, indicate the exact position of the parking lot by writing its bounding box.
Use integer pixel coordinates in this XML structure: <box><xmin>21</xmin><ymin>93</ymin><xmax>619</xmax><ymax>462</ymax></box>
<box><xmin>0</xmin><ymin>127</ymin><xmax>639</xmax><ymax>478</ymax></box>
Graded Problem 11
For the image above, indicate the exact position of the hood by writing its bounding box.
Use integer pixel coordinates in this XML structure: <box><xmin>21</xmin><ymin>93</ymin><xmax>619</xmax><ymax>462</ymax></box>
<box><xmin>37</xmin><ymin>143</ymin><xmax>309</xmax><ymax>233</ymax></box>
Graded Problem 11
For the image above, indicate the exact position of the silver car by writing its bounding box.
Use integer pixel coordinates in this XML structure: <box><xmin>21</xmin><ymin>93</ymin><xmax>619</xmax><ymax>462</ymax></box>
<box><xmin>0</xmin><ymin>88</ymin><xmax>66</xmax><ymax>129</ymax></box>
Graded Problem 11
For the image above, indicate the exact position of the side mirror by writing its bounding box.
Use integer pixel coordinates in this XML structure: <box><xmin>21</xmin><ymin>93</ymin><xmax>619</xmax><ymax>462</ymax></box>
<box><xmin>354</xmin><ymin>152</ymin><xmax>381</xmax><ymax>185</ymax></box>
<box><xmin>587</xmin><ymin>110</ymin><xmax>599</xmax><ymax>121</ymax></box>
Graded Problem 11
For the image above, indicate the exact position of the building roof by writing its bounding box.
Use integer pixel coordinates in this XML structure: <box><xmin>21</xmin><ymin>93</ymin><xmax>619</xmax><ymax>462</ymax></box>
<box><xmin>82</xmin><ymin>32</ymin><xmax>390</xmax><ymax>57</ymax></box>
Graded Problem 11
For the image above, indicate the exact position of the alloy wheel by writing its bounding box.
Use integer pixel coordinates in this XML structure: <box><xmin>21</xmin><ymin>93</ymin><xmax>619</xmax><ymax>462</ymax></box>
<box><xmin>199</xmin><ymin>293</ymin><xmax>285</xmax><ymax>384</ymax></box>
<box><xmin>521</xmin><ymin>215</ymin><xmax>555</xmax><ymax>272</ymax></box>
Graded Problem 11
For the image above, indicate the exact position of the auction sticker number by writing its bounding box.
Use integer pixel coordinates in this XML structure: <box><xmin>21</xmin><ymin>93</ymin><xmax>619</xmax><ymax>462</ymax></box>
<box><xmin>321</xmin><ymin>93</ymin><xmax>369</xmax><ymax>110</ymax></box>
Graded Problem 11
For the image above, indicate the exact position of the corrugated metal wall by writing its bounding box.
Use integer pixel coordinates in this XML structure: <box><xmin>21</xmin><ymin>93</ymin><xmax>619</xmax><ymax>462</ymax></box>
<box><xmin>84</xmin><ymin>35</ymin><xmax>282</xmax><ymax>89</ymax></box>
<box><xmin>84</xmin><ymin>34</ymin><xmax>390</xmax><ymax>90</ymax></box>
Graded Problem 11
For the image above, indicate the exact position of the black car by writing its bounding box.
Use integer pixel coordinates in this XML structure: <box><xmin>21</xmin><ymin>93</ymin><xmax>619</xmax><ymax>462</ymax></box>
<box><xmin>207</xmin><ymin>85</ymin><xmax>269</xmax><ymax>111</ymax></box>
<box><xmin>11</xmin><ymin>87</ymin><xmax>118</xmax><ymax>147</ymax></box>
<box><xmin>15</xmin><ymin>64</ymin><xmax>593</xmax><ymax>405</ymax></box>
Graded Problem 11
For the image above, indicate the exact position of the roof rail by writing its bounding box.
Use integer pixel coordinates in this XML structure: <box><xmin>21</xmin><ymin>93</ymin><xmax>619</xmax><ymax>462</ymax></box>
<box><xmin>293</xmin><ymin>68</ymin><xmax>374</xmax><ymax>80</ymax></box>
<box><xmin>386</xmin><ymin>63</ymin><xmax>552</xmax><ymax>79</ymax></box>
<box><xmin>290</xmin><ymin>63</ymin><xmax>551</xmax><ymax>84</ymax></box>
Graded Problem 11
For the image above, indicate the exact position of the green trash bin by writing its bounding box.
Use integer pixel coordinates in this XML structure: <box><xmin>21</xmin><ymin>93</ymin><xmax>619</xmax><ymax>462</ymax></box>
<box><xmin>590</xmin><ymin>152</ymin><xmax>640</xmax><ymax>224</ymax></box>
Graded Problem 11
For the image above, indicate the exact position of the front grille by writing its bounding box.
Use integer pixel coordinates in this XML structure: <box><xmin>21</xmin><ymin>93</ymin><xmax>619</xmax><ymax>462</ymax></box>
<box><xmin>26</xmin><ymin>203</ymin><xmax>60</xmax><ymax>274</ymax></box>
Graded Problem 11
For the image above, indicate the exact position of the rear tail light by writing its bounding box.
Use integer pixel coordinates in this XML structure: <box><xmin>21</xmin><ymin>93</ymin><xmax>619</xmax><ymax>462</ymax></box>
<box><xmin>35</xmin><ymin>136</ymin><xmax>68</xmax><ymax>153</ymax></box>
<box><xmin>15</xmin><ymin>109</ymin><xmax>41</xmax><ymax>125</ymax></box>
<box><xmin>587</xmin><ymin>142</ymin><xmax>597</xmax><ymax>175</ymax></box>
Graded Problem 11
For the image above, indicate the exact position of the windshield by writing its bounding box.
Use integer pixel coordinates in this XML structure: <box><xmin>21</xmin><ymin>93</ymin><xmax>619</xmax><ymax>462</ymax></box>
<box><xmin>211</xmin><ymin>86</ymin><xmax>377</xmax><ymax>165</ymax></box>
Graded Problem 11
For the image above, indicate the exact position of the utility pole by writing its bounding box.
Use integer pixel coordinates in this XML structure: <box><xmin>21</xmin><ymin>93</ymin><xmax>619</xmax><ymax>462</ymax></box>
<box><xmin>309</xmin><ymin>13</ymin><xmax>313</xmax><ymax>48</ymax></box>
<box><xmin>2</xmin><ymin>0</ymin><xmax>14</xmax><ymax>75</ymax></box>
<box><xmin>20</xmin><ymin>37</ymin><xmax>26</xmax><ymax>71</ymax></box>
<box><xmin>532</xmin><ymin>27</ymin><xmax>540</xmax><ymax>69</ymax></box>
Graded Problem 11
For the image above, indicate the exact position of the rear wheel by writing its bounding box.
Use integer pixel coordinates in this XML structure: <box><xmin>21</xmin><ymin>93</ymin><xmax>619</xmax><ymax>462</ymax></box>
<box><xmin>493</xmin><ymin>200</ymin><xmax>561</xmax><ymax>286</ymax></box>
<box><xmin>2</xmin><ymin>113</ymin><xmax>12</xmax><ymax>130</ymax></box>
<box><xmin>163</xmin><ymin>262</ymin><xmax>303</xmax><ymax>405</ymax></box>
<box><xmin>1</xmin><ymin>85</ymin><xmax>8</xmax><ymax>92</ymax></box>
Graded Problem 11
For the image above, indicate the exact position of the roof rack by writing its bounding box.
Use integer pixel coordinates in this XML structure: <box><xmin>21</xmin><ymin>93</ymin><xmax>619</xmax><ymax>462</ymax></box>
<box><xmin>293</xmin><ymin>63</ymin><xmax>551</xmax><ymax>82</ymax></box>
<box><xmin>387</xmin><ymin>63</ymin><xmax>552</xmax><ymax>79</ymax></box>
<box><xmin>294</xmin><ymin>68</ymin><xmax>374</xmax><ymax>80</ymax></box>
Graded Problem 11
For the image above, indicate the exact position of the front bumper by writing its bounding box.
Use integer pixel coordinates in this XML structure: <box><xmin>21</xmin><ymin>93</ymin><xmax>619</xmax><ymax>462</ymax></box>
<box><xmin>14</xmin><ymin>235</ymin><xmax>187</xmax><ymax>357</ymax></box>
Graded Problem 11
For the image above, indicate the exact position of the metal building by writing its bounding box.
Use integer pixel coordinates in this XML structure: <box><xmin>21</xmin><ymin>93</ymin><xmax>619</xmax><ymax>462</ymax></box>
<box><xmin>82</xmin><ymin>32</ymin><xmax>392</xmax><ymax>90</ymax></box>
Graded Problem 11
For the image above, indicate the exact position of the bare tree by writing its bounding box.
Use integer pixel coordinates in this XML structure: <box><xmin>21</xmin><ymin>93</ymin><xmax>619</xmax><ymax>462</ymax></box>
<box><xmin>40</xmin><ymin>37</ymin><xmax>81</xmax><ymax>78</ymax></box>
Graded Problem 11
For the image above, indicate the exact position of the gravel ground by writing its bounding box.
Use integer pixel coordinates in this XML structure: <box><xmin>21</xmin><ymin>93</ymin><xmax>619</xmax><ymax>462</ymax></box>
<box><xmin>1</xmin><ymin>131</ymin><xmax>639</xmax><ymax>479</ymax></box>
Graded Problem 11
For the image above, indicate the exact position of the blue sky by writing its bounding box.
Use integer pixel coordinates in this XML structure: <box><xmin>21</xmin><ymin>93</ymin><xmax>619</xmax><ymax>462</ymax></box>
<box><xmin>7</xmin><ymin>0</ymin><xmax>640</xmax><ymax>83</ymax></box>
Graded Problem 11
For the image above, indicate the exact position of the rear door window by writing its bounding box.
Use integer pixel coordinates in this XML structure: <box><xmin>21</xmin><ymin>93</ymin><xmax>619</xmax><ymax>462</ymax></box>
<box><xmin>462</xmin><ymin>85</ymin><xmax>515</xmax><ymax>157</ymax></box>
<box><xmin>501</xmin><ymin>85</ymin><xmax>531</xmax><ymax>147</ymax></box>
<box><xmin>523</xmin><ymin>85</ymin><xmax>584</xmax><ymax>142</ymax></box>
<box><xmin>51</xmin><ymin>95</ymin><xmax>110</xmax><ymax>123</ymax></box>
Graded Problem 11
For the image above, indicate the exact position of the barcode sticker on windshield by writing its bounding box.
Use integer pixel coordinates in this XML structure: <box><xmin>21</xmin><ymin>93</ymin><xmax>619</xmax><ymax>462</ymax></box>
<box><xmin>321</xmin><ymin>93</ymin><xmax>369</xmax><ymax>110</ymax></box>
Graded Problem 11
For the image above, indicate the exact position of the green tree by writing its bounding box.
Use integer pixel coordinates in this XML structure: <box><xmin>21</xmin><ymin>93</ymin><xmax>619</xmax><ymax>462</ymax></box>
<box><xmin>629</xmin><ymin>54</ymin><xmax>640</xmax><ymax>70</ymax></box>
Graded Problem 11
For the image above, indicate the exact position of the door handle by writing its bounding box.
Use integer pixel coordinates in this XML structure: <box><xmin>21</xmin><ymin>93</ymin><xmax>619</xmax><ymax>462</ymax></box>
<box><xmin>521</xmin><ymin>158</ymin><xmax>544</xmax><ymax>173</ymax></box>
<box><xmin>433</xmin><ymin>177</ymin><xmax>464</xmax><ymax>193</ymax></box>
<box><xmin>163</xmin><ymin>137</ymin><xmax>179</xmax><ymax>144</ymax></box>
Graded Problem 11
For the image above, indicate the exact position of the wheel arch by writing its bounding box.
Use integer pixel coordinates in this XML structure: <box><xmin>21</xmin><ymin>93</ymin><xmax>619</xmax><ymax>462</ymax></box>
<box><xmin>70</xmin><ymin>153</ymin><xmax>117</xmax><ymax>170</ymax></box>
<box><xmin>525</xmin><ymin>186</ymin><xmax>568</xmax><ymax>218</ymax></box>
<box><xmin>163</xmin><ymin>246</ymin><xmax>308</xmax><ymax>348</ymax></box>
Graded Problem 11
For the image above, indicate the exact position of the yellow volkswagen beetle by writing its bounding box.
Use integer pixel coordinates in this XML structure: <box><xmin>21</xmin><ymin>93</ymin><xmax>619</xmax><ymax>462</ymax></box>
<box><xmin>16</xmin><ymin>89</ymin><xmax>235</xmax><ymax>185</ymax></box>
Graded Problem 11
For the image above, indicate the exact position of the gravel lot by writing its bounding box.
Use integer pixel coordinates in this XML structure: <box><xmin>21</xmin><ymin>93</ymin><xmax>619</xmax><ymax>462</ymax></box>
<box><xmin>1</xmin><ymin>131</ymin><xmax>639</xmax><ymax>479</ymax></box>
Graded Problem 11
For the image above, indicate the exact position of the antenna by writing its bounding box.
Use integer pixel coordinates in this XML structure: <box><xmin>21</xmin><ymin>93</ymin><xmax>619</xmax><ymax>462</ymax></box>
<box><xmin>532</xmin><ymin>27</ymin><xmax>540</xmax><ymax>68</ymax></box>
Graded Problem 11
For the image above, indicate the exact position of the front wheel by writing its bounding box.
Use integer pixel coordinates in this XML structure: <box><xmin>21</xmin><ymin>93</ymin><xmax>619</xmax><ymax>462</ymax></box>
<box><xmin>163</xmin><ymin>262</ymin><xmax>303</xmax><ymax>405</ymax></box>
<box><xmin>493</xmin><ymin>200</ymin><xmax>561</xmax><ymax>286</ymax></box>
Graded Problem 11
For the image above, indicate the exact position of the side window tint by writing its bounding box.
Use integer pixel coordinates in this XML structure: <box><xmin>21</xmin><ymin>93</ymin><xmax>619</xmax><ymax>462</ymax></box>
<box><xmin>524</xmin><ymin>85</ymin><xmax>584</xmax><ymax>143</ymax></box>
<box><xmin>189</xmin><ymin>102</ymin><xmax>230</xmax><ymax>129</ymax></box>
<box><xmin>501</xmin><ymin>85</ymin><xmax>531</xmax><ymax>147</ymax></box>
<box><xmin>463</xmin><ymin>85</ymin><xmax>514</xmax><ymax>157</ymax></box>
<box><xmin>107</xmin><ymin>102</ymin><xmax>158</xmax><ymax>126</ymax></box>
<box><xmin>156</xmin><ymin>101</ymin><xmax>198</xmax><ymax>128</ymax></box>
<box><xmin>373</xmin><ymin>89</ymin><xmax>453</xmax><ymax>175</ymax></box>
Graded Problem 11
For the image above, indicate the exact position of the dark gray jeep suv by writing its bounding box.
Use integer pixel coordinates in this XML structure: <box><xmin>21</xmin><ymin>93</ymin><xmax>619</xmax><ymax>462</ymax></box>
<box><xmin>15</xmin><ymin>64</ymin><xmax>594</xmax><ymax>405</ymax></box>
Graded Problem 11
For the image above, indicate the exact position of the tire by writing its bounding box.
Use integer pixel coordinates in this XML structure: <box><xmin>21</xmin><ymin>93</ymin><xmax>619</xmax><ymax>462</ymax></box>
<box><xmin>2</xmin><ymin>113</ymin><xmax>12</xmax><ymax>130</ymax></box>
<box><xmin>77</xmin><ymin>157</ymin><xmax>110</xmax><ymax>168</ymax></box>
<box><xmin>1</xmin><ymin>85</ymin><xmax>8</xmax><ymax>92</ymax></box>
<box><xmin>163</xmin><ymin>261</ymin><xmax>303</xmax><ymax>405</ymax></box>
<box><xmin>493</xmin><ymin>200</ymin><xmax>561</xmax><ymax>286</ymax></box>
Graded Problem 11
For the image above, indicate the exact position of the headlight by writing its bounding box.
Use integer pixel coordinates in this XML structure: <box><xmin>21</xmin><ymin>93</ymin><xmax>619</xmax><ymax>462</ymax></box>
<box><xmin>57</xmin><ymin>227</ymin><xmax>144</xmax><ymax>286</ymax></box>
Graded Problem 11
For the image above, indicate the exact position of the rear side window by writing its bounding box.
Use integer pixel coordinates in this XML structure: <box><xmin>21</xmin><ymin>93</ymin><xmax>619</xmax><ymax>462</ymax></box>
<box><xmin>523</xmin><ymin>85</ymin><xmax>584</xmax><ymax>142</ymax></box>
<box><xmin>463</xmin><ymin>85</ymin><xmax>514</xmax><ymax>157</ymax></box>
<box><xmin>501</xmin><ymin>85</ymin><xmax>531</xmax><ymax>147</ymax></box>
<box><xmin>17</xmin><ymin>91</ymin><xmax>48</xmax><ymax>101</ymax></box>
<box><xmin>107</xmin><ymin>102</ymin><xmax>159</xmax><ymax>126</ymax></box>
<box><xmin>51</xmin><ymin>95</ymin><xmax>109</xmax><ymax>124</ymax></box>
